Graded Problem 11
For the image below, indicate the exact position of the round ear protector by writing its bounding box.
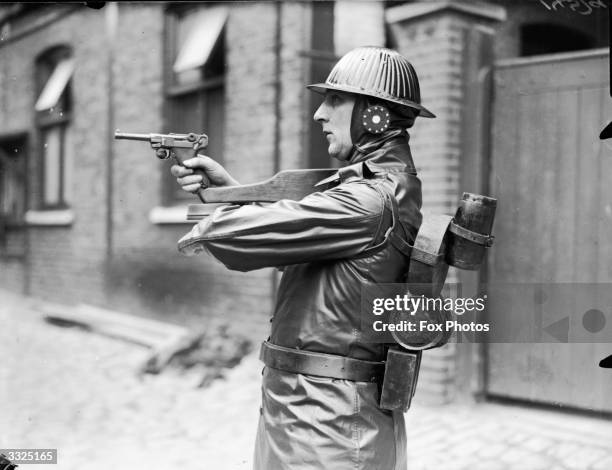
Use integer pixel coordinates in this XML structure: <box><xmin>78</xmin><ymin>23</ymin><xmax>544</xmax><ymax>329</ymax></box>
<box><xmin>362</xmin><ymin>105</ymin><xmax>391</xmax><ymax>134</ymax></box>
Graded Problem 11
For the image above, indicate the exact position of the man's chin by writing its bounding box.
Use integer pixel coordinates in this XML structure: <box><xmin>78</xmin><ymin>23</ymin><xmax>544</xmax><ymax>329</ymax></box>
<box><xmin>328</xmin><ymin>147</ymin><xmax>351</xmax><ymax>162</ymax></box>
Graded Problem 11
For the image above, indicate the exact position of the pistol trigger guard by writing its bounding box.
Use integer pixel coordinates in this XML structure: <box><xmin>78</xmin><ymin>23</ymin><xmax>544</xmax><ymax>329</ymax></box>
<box><xmin>193</xmin><ymin>141</ymin><xmax>208</xmax><ymax>155</ymax></box>
<box><xmin>196</xmin><ymin>134</ymin><xmax>209</xmax><ymax>149</ymax></box>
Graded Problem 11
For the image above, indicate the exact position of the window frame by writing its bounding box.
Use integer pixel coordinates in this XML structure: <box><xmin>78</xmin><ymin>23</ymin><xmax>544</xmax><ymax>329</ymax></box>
<box><xmin>34</xmin><ymin>45</ymin><xmax>73</xmax><ymax>211</ymax></box>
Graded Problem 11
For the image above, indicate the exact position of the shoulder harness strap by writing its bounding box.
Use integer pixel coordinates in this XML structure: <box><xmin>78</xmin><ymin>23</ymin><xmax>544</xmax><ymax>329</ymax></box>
<box><xmin>359</xmin><ymin>184</ymin><xmax>414</xmax><ymax>259</ymax></box>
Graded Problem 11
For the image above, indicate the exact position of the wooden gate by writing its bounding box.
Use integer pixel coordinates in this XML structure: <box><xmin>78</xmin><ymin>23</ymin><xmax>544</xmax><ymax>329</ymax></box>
<box><xmin>486</xmin><ymin>49</ymin><xmax>612</xmax><ymax>413</ymax></box>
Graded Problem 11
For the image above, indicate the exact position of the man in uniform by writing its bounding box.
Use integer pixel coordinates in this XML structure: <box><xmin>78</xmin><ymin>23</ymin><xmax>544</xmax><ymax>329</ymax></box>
<box><xmin>172</xmin><ymin>46</ymin><xmax>435</xmax><ymax>470</ymax></box>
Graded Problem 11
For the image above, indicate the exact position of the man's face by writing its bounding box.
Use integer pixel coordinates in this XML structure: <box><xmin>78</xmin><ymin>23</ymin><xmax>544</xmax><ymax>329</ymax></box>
<box><xmin>313</xmin><ymin>91</ymin><xmax>355</xmax><ymax>161</ymax></box>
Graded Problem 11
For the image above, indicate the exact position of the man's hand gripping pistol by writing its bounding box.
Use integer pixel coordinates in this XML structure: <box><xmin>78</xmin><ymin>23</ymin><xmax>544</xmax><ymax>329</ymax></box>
<box><xmin>114</xmin><ymin>131</ymin><xmax>210</xmax><ymax>202</ymax></box>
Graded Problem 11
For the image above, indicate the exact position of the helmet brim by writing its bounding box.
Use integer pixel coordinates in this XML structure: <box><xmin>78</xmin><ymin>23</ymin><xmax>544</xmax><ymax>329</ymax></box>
<box><xmin>307</xmin><ymin>82</ymin><xmax>436</xmax><ymax>119</ymax></box>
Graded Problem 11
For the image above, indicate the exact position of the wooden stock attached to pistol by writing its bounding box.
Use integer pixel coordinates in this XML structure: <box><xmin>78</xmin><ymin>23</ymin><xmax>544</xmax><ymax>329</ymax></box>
<box><xmin>186</xmin><ymin>169</ymin><xmax>337</xmax><ymax>219</ymax></box>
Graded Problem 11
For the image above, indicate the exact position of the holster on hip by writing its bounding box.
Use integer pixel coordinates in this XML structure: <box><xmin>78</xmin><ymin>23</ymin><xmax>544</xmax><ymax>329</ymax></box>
<box><xmin>379</xmin><ymin>347</ymin><xmax>422</xmax><ymax>412</ymax></box>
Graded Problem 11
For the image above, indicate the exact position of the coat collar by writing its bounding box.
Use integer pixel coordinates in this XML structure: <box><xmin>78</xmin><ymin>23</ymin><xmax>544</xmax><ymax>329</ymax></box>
<box><xmin>315</xmin><ymin>136</ymin><xmax>416</xmax><ymax>188</ymax></box>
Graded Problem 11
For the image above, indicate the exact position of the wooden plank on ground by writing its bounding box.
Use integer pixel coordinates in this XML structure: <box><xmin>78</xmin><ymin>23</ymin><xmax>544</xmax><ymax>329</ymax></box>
<box><xmin>36</xmin><ymin>302</ymin><xmax>187</xmax><ymax>349</ymax></box>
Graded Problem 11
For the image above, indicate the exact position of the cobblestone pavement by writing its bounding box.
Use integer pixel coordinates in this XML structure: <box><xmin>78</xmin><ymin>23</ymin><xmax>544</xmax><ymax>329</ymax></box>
<box><xmin>1</xmin><ymin>289</ymin><xmax>611</xmax><ymax>470</ymax></box>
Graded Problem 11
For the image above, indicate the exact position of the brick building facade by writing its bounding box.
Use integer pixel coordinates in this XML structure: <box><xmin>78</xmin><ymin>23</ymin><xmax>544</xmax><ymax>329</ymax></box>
<box><xmin>0</xmin><ymin>1</ymin><xmax>607</xmax><ymax>406</ymax></box>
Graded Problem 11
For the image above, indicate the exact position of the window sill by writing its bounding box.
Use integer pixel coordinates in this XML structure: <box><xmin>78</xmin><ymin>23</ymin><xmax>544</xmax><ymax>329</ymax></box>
<box><xmin>25</xmin><ymin>209</ymin><xmax>75</xmax><ymax>226</ymax></box>
<box><xmin>149</xmin><ymin>205</ymin><xmax>193</xmax><ymax>225</ymax></box>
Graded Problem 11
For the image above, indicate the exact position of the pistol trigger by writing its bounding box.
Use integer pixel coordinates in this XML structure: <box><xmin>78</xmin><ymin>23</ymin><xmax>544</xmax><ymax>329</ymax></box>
<box><xmin>193</xmin><ymin>143</ymin><xmax>206</xmax><ymax>155</ymax></box>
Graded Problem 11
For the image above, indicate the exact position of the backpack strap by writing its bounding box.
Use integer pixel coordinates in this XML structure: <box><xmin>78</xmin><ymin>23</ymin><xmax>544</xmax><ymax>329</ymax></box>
<box><xmin>359</xmin><ymin>184</ymin><xmax>414</xmax><ymax>259</ymax></box>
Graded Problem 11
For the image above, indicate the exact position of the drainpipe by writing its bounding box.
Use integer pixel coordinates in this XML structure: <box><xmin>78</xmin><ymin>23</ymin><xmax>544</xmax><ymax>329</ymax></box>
<box><xmin>271</xmin><ymin>1</ymin><xmax>282</xmax><ymax>304</ymax></box>
<box><xmin>105</xmin><ymin>3</ymin><xmax>117</xmax><ymax>261</ymax></box>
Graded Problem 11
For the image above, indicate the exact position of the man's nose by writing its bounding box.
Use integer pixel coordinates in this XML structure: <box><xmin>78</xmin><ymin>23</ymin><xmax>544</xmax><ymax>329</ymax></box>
<box><xmin>313</xmin><ymin>102</ymin><xmax>328</xmax><ymax>123</ymax></box>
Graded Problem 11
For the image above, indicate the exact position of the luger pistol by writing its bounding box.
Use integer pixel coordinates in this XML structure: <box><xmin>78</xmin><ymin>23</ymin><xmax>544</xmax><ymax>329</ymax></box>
<box><xmin>114</xmin><ymin>130</ymin><xmax>208</xmax><ymax>173</ymax></box>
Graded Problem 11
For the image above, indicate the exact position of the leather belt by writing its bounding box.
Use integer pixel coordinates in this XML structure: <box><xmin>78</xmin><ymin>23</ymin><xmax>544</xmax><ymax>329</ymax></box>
<box><xmin>260</xmin><ymin>341</ymin><xmax>385</xmax><ymax>383</ymax></box>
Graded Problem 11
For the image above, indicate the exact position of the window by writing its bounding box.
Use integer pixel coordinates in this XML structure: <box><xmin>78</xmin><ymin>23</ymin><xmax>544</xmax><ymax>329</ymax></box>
<box><xmin>164</xmin><ymin>4</ymin><xmax>227</xmax><ymax>203</ymax></box>
<box><xmin>35</xmin><ymin>46</ymin><xmax>74</xmax><ymax>209</ymax></box>
<box><xmin>0</xmin><ymin>137</ymin><xmax>27</xmax><ymax>224</ymax></box>
<box><xmin>0</xmin><ymin>136</ymin><xmax>27</xmax><ymax>254</ymax></box>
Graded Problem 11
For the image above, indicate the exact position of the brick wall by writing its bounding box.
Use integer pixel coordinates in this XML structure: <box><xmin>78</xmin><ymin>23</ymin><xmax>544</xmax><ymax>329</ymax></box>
<box><xmin>389</xmin><ymin>13</ymin><xmax>466</xmax><ymax>217</ymax></box>
<box><xmin>0</xmin><ymin>258</ymin><xmax>25</xmax><ymax>292</ymax></box>
<box><xmin>334</xmin><ymin>1</ymin><xmax>386</xmax><ymax>55</ymax></box>
<box><xmin>0</xmin><ymin>227</ymin><xmax>26</xmax><ymax>291</ymax></box>
<box><xmin>279</xmin><ymin>2</ymin><xmax>311</xmax><ymax>170</ymax></box>
<box><xmin>0</xmin><ymin>6</ymin><xmax>111</xmax><ymax>307</ymax></box>
<box><xmin>225</xmin><ymin>3</ymin><xmax>277</xmax><ymax>182</ymax></box>
<box><xmin>108</xmin><ymin>3</ymin><xmax>279</xmax><ymax>338</ymax></box>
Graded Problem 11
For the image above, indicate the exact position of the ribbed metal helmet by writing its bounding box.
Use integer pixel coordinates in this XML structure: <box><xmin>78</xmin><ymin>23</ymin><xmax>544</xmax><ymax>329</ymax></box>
<box><xmin>307</xmin><ymin>46</ymin><xmax>435</xmax><ymax>118</ymax></box>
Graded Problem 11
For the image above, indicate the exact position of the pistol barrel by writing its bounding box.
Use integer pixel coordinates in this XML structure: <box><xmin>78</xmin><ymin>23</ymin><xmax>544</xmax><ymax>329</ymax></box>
<box><xmin>114</xmin><ymin>131</ymin><xmax>151</xmax><ymax>141</ymax></box>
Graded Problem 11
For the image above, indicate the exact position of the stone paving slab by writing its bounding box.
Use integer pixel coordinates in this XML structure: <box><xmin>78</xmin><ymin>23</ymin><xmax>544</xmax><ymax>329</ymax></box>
<box><xmin>1</xmin><ymin>289</ymin><xmax>611</xmax><ymax>470</ymax></box>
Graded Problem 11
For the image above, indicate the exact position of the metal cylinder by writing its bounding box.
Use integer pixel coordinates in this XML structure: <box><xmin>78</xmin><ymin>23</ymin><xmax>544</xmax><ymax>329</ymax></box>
<box><xmin>446</xmin><ymin>193</ymin><xmax>497</xmax><ymax>270</ymax></box>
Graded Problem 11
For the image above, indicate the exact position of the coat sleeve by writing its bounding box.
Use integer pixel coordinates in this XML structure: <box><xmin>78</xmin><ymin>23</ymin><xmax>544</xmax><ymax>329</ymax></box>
<box><xmin>177</xmin><ymin>181</ymin><xmax>389</xmax><ymax>271</ymax></box>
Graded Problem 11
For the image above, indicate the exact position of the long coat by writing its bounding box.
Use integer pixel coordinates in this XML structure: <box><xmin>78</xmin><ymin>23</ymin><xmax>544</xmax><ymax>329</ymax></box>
<box><xmin>179</xmin><ymin>135</ymin><xmax>423</xmax><ymax>470</ymax></box>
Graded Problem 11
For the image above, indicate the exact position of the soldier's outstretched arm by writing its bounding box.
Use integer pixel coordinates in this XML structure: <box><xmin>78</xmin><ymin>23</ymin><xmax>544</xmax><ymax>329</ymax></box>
<box><xmin>177</xmin><ymin>181</ymin><xmax>398</xmax><ymax>271</ymax></box>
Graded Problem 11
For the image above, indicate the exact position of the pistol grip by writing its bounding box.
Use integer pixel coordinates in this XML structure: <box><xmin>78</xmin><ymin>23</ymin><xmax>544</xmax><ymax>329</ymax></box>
<box><xmin>171</xmin><ymin>146</ymin><xmax>200</xmax><ymax>166</ymax></box>
<box><xmin>171</xmin><ymin>146</ymin><xmax>210</xmax><ymax>202</ymax></box>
